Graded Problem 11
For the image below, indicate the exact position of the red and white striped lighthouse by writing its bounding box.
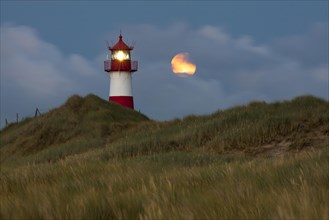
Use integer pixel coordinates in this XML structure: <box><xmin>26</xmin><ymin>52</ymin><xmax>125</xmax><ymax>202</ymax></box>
<box><xmin>104</xmin><ymin>34</ymin><xmax>138</xmax><ymax>109</ymax></box>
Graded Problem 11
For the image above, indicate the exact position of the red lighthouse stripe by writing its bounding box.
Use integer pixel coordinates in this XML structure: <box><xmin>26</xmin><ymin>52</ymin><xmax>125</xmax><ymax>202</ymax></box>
<box><xmin>109</xmin><ymin>96</ymin><xmax>134</xmax><ymax>109</ymax></box>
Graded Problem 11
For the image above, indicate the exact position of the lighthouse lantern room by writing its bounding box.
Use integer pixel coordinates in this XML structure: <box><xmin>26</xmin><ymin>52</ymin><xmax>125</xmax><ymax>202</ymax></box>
<box><xmin>104</xmin><ymin>34</ymin><xmax>138</xmax><ymax>109</ymax></box>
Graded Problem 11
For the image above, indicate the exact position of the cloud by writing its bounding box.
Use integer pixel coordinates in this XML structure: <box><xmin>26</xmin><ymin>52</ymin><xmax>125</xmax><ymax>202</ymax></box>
<box><xmin>121</xmin><ymin>22</ymin><xmax>328</xmax><ymax>119</ymax></box>
<box><xmin>1</xmin><ymin>24</ymin><xmax>69</xmax><ymax>97</ymax></box>
<box><xmin>133</xmin><ymin>62</ymin><xmax>226</xmax><ymax>119</ymax></box>
<box><xmin>271</xmin><ymin>22</ymin><xmax>328</xmax><ymax>67</ymax></box>
<box><xmin>1</xmin><ymin>21</ymin><xmax>328</xmax><ymax>127</ymax></box>
<box><xmin>312</xmin><ymin>65</ymin><xmax>329</xmax><ymax>82</ymax></box>
<box><xmin>0</xmin><ymin>23</ymin><xmax>101</xmax><ymax>126</ymax></box>
<box><xmin>198</xmin><ymin>25</ymin><xmax>230</xmax><ymax>45</ymax></box>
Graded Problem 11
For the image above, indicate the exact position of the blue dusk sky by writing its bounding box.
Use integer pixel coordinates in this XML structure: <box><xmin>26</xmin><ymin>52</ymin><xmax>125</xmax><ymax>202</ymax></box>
<box><xmin>1</xmin><ymin>1</ymin><xmax>328</xmax><ymax>127</ymax></box>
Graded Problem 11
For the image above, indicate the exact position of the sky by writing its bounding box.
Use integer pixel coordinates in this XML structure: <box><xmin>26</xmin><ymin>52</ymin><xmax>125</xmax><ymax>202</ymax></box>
<box><xmin>1</xmin><ymin>1</ymin><xmax>328</xmax><ymax>127</ymax></box>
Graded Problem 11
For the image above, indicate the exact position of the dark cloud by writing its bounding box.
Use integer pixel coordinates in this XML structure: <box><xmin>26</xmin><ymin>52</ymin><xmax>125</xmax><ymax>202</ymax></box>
<box><xmin>271</xmin><ymin>22</ymin><xmax>328</xmax><ymax>67</ymax></box>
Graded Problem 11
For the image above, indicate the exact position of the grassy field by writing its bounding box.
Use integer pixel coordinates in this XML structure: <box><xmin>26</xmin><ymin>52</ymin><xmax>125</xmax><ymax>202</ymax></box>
<box><xmin>1</xmin><ymin>94</ymin><xmax>328</xmax><ymax>219</ymax></box>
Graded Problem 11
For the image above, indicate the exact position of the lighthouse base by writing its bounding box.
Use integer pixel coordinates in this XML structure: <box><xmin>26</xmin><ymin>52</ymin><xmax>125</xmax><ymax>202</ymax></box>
<box><xmin>109</xmin><ymin>96</ymin><xmax>134</xmax><ymax>109</ymax></box>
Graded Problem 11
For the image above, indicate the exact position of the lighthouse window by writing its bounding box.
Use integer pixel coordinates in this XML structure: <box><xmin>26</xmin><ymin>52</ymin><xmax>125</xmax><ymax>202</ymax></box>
<box><xmin>112</xmin><ymin>50</ymin><xmax>130</xmax><ymax>61</ymax></box>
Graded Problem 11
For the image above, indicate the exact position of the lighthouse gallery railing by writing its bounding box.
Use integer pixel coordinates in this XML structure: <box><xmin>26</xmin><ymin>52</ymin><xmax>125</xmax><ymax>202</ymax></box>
<box><xmin>104</xmin><ymin>60</ymin><xmax>138</xmax><ymax>72</ymax></box>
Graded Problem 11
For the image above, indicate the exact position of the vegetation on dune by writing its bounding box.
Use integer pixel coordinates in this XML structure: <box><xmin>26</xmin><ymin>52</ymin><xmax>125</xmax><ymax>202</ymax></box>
<box><xmin>104</xmin><ymin>95</ymin><xmax>328</xmax><ymax>159</ymax></box>
<box><xmin>0</xmin><ymin>94</ymin><xmax>149</xmax><ymax>164</ymax></box>
<box><xmin>1</xmin><ymin>149</ymin><xmax>328</xmax><ymax>219</ymax></box>
<box><xmin>1</xmin><ymin>95</ymin><xmax>328</xmax><ymax>165</ymax></box>
<box><xmin>0</xmin><ymin>94</ymin><xmax>328</xmax><ymax>219</ymax></box>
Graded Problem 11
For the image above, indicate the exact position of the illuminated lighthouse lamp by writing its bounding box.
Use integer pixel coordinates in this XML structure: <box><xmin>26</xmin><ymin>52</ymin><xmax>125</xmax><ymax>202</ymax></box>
<box><xmin>104</xmin><ymin>34</ymin><xmax>138</xmax><ymax>109</ymax></box>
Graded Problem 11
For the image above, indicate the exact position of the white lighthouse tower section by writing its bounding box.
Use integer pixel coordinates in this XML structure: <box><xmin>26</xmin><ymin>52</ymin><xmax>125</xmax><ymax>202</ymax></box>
<box><xmin>104</xmin><ymin>34</ymin><xmax>137</xmax><ymax>109</ymax></box>
<box><xmin>109</xmin><ymin>71</ymin><xmax>133</xmax><ymax>97</ymax></box>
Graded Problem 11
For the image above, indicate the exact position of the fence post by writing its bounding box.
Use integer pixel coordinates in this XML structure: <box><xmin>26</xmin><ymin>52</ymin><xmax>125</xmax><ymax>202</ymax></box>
<box><xmin>16</xmin><ymin>113</ymin><xmax>19</xmax><ymax>123</ymax></box>
<box><xmin>35</xmin><ymin>108</ymin><xmax>41</xmax><ymax>118</ymax></box>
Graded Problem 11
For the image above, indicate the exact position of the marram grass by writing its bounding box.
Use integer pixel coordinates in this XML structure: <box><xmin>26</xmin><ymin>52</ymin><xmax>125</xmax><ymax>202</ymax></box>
<box><xmin>1</xmin><ymin>94</ymin><xmax>328</xmax><ymax>219</ymax></box>
<box><xmin>1</xmin><ymin>149</ymin><xmax>328</xmax><ymax>219</ymax></box>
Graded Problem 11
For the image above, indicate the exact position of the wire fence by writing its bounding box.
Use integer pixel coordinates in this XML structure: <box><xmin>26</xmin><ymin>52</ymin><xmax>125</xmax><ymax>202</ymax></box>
<box><xmin>4</xmin><ymin>108</ymin><xmax>42</xmax><ymax>127</ymax></box>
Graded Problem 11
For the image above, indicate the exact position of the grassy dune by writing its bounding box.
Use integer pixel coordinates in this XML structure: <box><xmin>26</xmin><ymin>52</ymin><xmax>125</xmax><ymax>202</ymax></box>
<box><xmin>0</xmin><ymin>95</ymin><xmax>328</xmax><ymax>219</ymax></box>
<box><xmin>0</xmin><ymin>94</ymin><xmax>149</xmax><ymax>166</ymax></box>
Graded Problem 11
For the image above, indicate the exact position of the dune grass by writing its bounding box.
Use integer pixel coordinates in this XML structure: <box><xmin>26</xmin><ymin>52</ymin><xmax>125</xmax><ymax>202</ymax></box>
<box><xmin>0</xmin><ymin>94</ymin><xmax>149</xmax><ymax>165</ymax></box>
<box><xmin>0</xmin><ymin>94</ymin><xmax>328</xmax><ymax>219</ymax></box>
<box><xmin>105</xmin><ymin>95</ymin><xmax>329</xmax><ymax>158</ymax></box>
<box><xmin>1</xmin><ymin>95</ymin><xmax>328</xmax><ymax>165</ymax></box>
<box><xmin>1</xmin><ymin>148</ymin><xmax>328</xmax><ymax>219</ymax></box>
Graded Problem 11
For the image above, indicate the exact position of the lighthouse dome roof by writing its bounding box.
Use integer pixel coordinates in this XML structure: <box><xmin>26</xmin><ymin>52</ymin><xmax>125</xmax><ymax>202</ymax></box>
<box><xmin>110</xmin><ymin>34</ymin><xmax>133</xmax><ymax>51</ymax></box>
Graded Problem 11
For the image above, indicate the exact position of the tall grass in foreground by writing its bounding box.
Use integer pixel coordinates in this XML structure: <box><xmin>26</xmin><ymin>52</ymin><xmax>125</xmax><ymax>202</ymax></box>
<box><xmin>1</xmin><ymin>148</ymin><xmax>328</xmax><ymax>219</ymax></box>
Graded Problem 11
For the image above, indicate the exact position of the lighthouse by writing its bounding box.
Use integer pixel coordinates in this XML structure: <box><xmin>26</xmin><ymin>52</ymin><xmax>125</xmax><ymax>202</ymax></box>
<box><xmin>104</xmin><ymin>34</ymin><xmax>138</xmax><ymax>109</ymax></box>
